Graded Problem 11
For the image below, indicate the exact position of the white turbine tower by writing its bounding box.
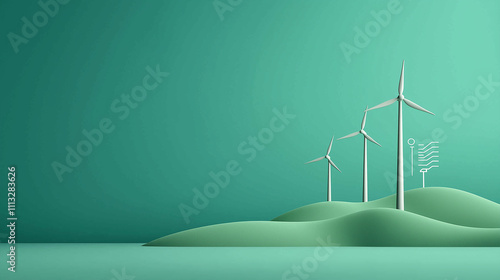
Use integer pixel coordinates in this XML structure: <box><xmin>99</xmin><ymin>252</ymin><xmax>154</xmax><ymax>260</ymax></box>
<box><xmin>338</xmin><ymin>107</ymin><xmax>381</xmax><ymax>202</ymax></box>
<box><xmin>305</xmin><ymin>135</ymin><xmax>341</xmax><ymax>201</ymax></box>
<box><xmin>366</xmin><ymin>60</ymin><xmax>434</xmax><ymax>210</ymax></box>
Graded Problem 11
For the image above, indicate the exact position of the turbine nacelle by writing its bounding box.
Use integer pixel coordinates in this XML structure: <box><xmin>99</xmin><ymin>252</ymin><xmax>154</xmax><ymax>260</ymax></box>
<box><xmin>305</xmin><ymin>135</ymin><xmax>341</xmax><ymax>173</ymax></box>
<box><xmin>366</xmin><ymin>60</ymin><xmax>434</xmax><ymax>116</ymax></box>
<box><xmin>338</xmin><ymin>110</ymin><xmax>381</xmax><ymax>147</ymax></box>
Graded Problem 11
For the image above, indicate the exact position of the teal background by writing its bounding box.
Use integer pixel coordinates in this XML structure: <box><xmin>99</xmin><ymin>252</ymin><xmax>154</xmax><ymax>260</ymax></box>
<box><xmin>1</xmin><ymin>0</ymin><xmax>500</xmax><ymax>244</ymax></box>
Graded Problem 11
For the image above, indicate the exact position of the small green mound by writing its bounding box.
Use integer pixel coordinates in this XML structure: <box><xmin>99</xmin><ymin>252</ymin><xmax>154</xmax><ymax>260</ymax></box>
<box><xmin>145</xmin><ymin>187</ymin><xmax>500</xmax><ymax>247</ymax></box>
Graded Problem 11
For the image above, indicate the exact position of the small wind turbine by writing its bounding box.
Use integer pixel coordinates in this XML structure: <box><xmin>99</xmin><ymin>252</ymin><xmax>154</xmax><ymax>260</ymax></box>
<box><xmin>305</xmin><ymin>135</ymin><xmax>341</xmax><ymax>201</ymax></box>
<box><xmin>366</xmin><ymin>60</ymin><xmax>434</xmax><ymax>210</ymax></box>
<box><xmin>338</xmin><ymin>107</ymin><xmax>381</xmax><ymax>202</ymax></box>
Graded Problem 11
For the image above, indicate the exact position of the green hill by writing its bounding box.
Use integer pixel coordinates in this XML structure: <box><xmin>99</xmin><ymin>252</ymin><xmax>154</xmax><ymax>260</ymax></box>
<box><xmin>274</xmin><ymin>187</ymin><xmax>500</xmax><ymax>228</ymax></box>
<box><xmin>145</xmin><ymin>187</ymin><xmax>500</xmax><ymax>247</ymax></box>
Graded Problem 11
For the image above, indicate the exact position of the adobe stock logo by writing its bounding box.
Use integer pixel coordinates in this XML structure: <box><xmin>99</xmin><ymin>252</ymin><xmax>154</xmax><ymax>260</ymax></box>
<box><xmin>339</xmin><ymin>0</ymin><xmax>403</xmax><ymax>63</ymax></box>
<box><xmin>443</xmin><ymin>75</ymin><xmax>500</xmax><ymax>129</ymax></box>
<box><xmin>110</xmin><ymin>267</ymin><xmax>135</xmax><ymax>280</ymax></box>
<box><xmin>7</xmin><ymin>0</ymin><xmax>70</xmax><ymax>54</ymax></box>
<box><xmin>51</xmin><ymin>65</ymin><xmax>169</xmax><ymax>182</ymax></box>
<box><xmin>178</xmin><ymin>106</ymin><xmax>295</xmax><ymax>224</ymax></box>
<box><xmin>282</xmin><ymin>235</ymin><xmax>337</xmax><ymax>280</ymax></box>
<box><xmin>213</xmin><ymin>0</ymin><xmax>243</xmax><ymax>21</ymax></box>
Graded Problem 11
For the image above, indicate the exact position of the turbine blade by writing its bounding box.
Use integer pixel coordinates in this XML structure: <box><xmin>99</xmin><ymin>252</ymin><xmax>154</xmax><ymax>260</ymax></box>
<box><xmin>366</xmin><ymin>98</ymin><xmax>397</xmax><ymax>111</ymax></box>
<box><xmin>337</xmin><ymin>131</ymin><xmax>360</xmax><ymax>140</ymax></box>
<box><xmin>326</xmin><ymin>135</ymin><xmax>334</xmax><ymax>155</ymax></box>
<box><xmin>327</xmin><ymin>158</ymin><xmax>341</xmax><ymax>173</ymax></box>
<box><xmin>399</xmin><ymin>60</ymin><xmax>405</xmax><ymax>95</ymax></box>
<box><xmin>364</xmin><ymin>133</ymin><xmax>382</xmax><ymax>147</ymax></box>
<box><xmin>305</xmin><ymin>156</ymin><xmax>324</xmax><ymax>164</ymax></box>
<box><xmin>403</xmin><ymin>98</ymin><xmax>435</xmax><ymax>115</ymax></box>
<box><xmin>361</xmin><ymin>106</ymin><xmax>368</xmax><ymax>130</ymax></box>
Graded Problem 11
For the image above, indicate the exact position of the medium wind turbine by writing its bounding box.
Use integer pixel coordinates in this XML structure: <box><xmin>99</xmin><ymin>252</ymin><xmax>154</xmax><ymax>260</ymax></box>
<box><xmin>338</xmin><ymin>107</ymin><xmax>381</xmax><ymax>202</ymax></box>
<box><xmin>366</xmin><ymin>60</ymin><xmax>434</xmax><ymax>210</ymax></box>
<box><xmin>305</xmin><ymin>135</ymin><xmax>341</xmax><ymax>201</ymax></box>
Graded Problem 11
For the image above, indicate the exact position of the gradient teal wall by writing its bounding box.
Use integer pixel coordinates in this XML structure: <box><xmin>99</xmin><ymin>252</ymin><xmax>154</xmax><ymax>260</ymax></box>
<box><xmin>1</xmin><ymin>0</ymin><xmax>499</xmax><ymax>243</ymax></box>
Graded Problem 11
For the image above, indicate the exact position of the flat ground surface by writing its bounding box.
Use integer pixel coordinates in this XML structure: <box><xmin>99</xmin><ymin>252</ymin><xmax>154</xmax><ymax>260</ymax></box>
<box><xmin>1</xmin><ymin>244</ymin><xmax>499</xmax><ymax>279</ymax></box>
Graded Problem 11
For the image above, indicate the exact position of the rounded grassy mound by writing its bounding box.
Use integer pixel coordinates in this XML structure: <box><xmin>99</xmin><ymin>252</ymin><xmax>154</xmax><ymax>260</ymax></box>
<box><xmin>273</xmin><ymin>187</ymin><xmax>500</xmax><ymax>228</ymax></box>
<box><xmin>146</xmin><ymin>187</ymin><xmax>500</xmax><ymax>246</ymax></box>
<box><xmin>145</xmin><ymin>207</ymin><xmax>500</xmax><ymax>247</ymax></box>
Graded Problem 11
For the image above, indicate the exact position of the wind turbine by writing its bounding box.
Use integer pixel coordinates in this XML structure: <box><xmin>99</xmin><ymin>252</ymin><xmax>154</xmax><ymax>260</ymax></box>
<box><xmin>305</xmin><ymin>135</ymin><xmax>341</xmax><ymax>201</ymax></box>
<box><xmin>366</xmin><ymin>60</ymin><xmax>434</xmax><ymax>210</ymax></box>
<box><xmin>338</xmin><ymin>107</ymin><xmax>381</xmax><ymax>202</ymax></box>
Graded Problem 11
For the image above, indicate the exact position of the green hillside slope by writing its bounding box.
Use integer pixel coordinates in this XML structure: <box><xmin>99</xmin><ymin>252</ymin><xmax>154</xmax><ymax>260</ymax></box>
<box><xmin>273</xmin><ymin>187</ymin><xmax>500</xmax><ymax>228</ymax></box>
<box><xmin>145</xmin><ymin>208</ymin><xmax>500</xmax><ymax>247</ymax></box>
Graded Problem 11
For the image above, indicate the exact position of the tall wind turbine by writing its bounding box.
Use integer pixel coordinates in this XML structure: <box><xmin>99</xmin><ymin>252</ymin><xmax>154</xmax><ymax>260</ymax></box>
<box><xmin>366</xmin><ymin>60</ymin><xmax>434</xmax><ymax>210</ymax></box>
<box><xmin>305</xmin><ymin>135</ymin><xmax>341</xmax><ymax>201</ymax></box>
<box><xmin>338</xmin><ymin>107</ymin><xmax>381</xmax><ymax>202</ymax></box>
